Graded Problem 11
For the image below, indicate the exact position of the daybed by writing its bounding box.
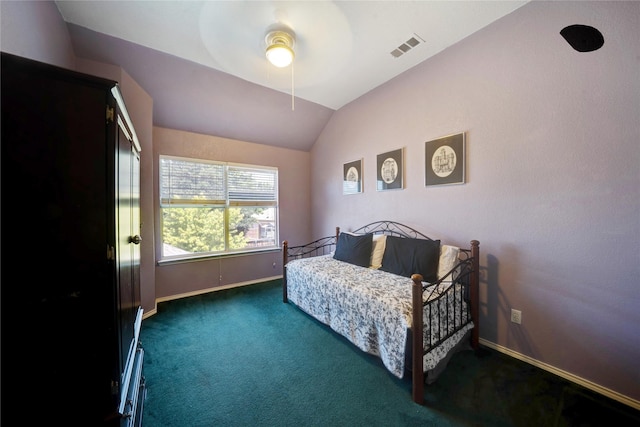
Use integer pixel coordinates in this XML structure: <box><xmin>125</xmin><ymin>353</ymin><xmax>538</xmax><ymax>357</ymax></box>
<box><xmin>282</xmin><ymin>220</ymin><xmax>479</xmax><ymax>404</ymax></box>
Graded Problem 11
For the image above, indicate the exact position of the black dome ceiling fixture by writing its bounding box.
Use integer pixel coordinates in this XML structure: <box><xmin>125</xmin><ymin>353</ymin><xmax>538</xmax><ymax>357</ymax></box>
<box><xmin>560</xmin><ymin>24</ymin><xmax>604</xmax><ymax>52</ymax></box>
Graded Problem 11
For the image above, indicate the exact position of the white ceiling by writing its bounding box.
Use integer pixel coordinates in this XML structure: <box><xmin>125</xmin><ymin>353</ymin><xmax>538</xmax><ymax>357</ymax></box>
<box><xmin>55</xmin><ymin>1</ymin><xmax>528</xmax><ymax>111</ymax></box>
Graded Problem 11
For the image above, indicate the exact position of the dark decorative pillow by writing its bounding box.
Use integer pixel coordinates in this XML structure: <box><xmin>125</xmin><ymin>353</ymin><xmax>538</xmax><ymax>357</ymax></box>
<box><xmin>333</xmin><ymin>232</ymin><xmax>373</xmax><ymax>267</ymax></box>
<box><xmin>380</xmin><ymin>235</ymin><xmax>441</xmax><ymax>282</ymax></box>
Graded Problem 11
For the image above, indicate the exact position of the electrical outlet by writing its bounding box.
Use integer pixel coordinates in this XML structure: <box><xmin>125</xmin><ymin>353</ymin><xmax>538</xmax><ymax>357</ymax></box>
<box><xmin>511</xmin><ymin>309</ymin><xmax>522</xmax><ymax>324</ymax></box>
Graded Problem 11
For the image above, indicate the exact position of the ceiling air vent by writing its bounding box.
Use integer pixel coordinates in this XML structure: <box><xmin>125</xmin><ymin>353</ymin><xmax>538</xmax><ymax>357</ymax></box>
<box><xmin>390</xmin><ymin>34</ymin><xmax>424</xmax><ymax>58</ymax></box>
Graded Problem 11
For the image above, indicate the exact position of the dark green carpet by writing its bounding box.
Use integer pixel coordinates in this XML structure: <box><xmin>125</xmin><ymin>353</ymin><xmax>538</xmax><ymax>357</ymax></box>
<box><xmin>140</xmin><ymin>280</ymin><xmax>639</xmax><ymax>426</ymax></box>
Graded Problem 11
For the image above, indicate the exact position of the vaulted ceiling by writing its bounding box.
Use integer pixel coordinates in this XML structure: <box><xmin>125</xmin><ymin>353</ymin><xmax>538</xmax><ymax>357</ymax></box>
<box><xmin>56</xmin><ymin>1</ymin><xmax>528</xmax><ymax>151</ymax></box>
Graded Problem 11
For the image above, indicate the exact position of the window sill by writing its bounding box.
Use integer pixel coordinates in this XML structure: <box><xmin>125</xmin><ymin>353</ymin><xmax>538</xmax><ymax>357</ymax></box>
<box><xmin>157</xmin><ymin>247</ymin><xmax>281</xmax><ymax>266</ymax></box>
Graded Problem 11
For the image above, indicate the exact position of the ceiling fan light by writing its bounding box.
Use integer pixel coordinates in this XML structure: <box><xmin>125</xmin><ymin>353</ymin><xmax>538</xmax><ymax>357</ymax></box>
<box><xmin>265</xmin><ymin>30</ymin><xmax>295</xmax><ymax>68</ymax></box>
<box><xmin>266</xmin><ymin>44</ymin><xmax>294</xmax><ymax>67</ymax></box>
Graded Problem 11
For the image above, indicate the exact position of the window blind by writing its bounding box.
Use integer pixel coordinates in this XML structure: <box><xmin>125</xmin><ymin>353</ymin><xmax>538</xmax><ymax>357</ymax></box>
<box><xmin>228</xmin><ymin>165</ymin><xmax>277</xmax><ymax>206</ymax></box>
<box><xmin>160</xmin><ymin>156</ymin><xmax>277</xmax><ymax>207</ymax></box>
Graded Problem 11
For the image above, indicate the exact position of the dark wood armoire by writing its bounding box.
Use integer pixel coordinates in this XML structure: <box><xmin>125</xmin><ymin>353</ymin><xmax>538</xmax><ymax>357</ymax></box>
<box><xmin>1</xmin><ymin>52</ymin><xmax>145</xmax><ymax>426</ymax></box>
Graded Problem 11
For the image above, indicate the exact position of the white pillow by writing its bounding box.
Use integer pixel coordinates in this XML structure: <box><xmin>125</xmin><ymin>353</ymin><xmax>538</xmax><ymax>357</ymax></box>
<box><xmin>370</xmin><ymin>234</ymin><xmax>387</xmax><ymax>269</ymax></box>
<box><xmin>438</xmin><ymin>244</ymin><xmax>460</xmax><ymax>280</ymax></box>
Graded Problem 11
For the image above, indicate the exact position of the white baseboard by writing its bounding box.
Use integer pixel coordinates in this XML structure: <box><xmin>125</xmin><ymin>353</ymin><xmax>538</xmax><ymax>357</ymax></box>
<box><xmin>142</xmin><ymin>307</ymin><xmax>157</xmax><ymax>319</ymax></box>
<box><xmin>479</xmin><ymin>338</ymin><xmax>640</xmax><ymax>411</ymax></box>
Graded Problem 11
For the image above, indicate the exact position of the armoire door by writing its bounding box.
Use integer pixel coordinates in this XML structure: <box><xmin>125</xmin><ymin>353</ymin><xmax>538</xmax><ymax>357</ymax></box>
<box><xmin>115</xmin><ymin>106</ymin><xmax>142</xmax><ymax>377</ymax></box>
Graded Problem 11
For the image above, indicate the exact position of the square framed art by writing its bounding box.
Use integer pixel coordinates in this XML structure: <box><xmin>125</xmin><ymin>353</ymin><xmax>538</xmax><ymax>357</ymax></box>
<box><xmin>425</xmin><ymin>133</ymin><xmax>465</xmax><ymax>187</ymax></box>
<box><xmin>376</xmin><ymin>148</ymin><xmax>403</xmax><ymax>191</ymax></box>
<box><xmin>343</xmin><ymin>159</ymin><xmax>363</xmax><ymax>195</ymax></box>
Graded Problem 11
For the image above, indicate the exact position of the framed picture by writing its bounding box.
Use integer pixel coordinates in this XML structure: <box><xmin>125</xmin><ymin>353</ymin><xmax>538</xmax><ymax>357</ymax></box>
<box><xmin>343</xmin><ymin>159</ymin><xmax>363</xmax><ymax>195</ymax></box>
<box><xmin>376</xmin><ymin>148</ymin><xmax>403</xmax><ymax>191</ymax></box>
<box><xmin>425</xmin><ymin>133</ymin><xmax>465</xmax><ymax>187</ymax></box>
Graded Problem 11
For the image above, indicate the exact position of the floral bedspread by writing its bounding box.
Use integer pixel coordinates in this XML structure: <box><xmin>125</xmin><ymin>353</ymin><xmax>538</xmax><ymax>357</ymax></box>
<box><xmin>286</xmin><ymin>254</ymin><xmax>474</xmax><ymax>378</ymax></box>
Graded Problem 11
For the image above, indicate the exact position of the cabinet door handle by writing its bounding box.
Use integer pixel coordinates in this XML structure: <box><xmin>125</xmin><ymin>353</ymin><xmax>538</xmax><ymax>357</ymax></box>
<box><xmin>129</xmin><ymin>235</ymin><xmax>142</xmax><ymax>245</ymax></box>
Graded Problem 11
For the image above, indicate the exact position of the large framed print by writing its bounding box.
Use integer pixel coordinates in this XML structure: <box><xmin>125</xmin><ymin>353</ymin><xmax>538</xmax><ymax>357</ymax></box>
<box><xmin>343</xmin><ymin>159</ymin><xmax>363</xmax><ymax>195</ymax></box>
<box><xmin>425</xmin><ymin>133</ymin><xmax>465</xmax><ymax>187</ymax></box>
<box><xmin>376</xmin><ymin>148</ymin><xmax>403</xmax><ymax>191</ymax></box>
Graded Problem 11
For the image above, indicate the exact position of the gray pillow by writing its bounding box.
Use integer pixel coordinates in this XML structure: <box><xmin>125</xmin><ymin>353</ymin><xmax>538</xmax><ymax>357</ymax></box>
<box><xmin>333</xmin><ymin>232</ymin><xmax>373</xmax><ymax>267</ymax></box>
<box><xmin>379</xmin><ymin>235</ymin><xmax>441</xmax><ymax>282</ymax></box>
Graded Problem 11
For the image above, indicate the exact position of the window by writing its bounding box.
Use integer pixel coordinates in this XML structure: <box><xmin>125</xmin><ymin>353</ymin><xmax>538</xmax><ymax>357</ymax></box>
<box><xmin>159</xmin><ymin>155</ymin><xmax>278</xmax><ymax>261</ymax></box>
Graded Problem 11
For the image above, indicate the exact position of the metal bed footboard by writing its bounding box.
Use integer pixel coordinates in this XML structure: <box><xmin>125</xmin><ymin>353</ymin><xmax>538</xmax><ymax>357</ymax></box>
<box><xmin>410</xmin><ymin>240</ymin><xmax>479</xmax><ymax>403</ymax></box>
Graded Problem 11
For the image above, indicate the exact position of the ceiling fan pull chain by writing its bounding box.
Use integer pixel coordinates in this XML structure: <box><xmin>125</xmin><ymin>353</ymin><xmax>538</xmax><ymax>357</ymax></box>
<box><xmin>291</xmin><ymin>63</ymin><xmax>295</xmax><ymax>111</ymax></box>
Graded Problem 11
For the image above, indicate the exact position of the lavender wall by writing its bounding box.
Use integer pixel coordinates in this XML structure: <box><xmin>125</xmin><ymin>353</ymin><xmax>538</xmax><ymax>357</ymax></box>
<box><xmin>153</xmin><ymin>127</ymin><xmax>311</xmax><ymax>299</ymax></box>
<box><xmin>0</xmin><ymin>0</ymin><xmax>75</xmax><ymax>69</ymax></box>
<box><xmin>311</xmin><ymin>1</ymin><xmax>639</xmax><ymax>404</ymax></box>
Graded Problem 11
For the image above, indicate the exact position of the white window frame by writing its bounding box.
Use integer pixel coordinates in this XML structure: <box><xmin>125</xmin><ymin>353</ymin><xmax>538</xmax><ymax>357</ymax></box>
<box><xmin>159</xmin><ymin>155</ymin><xmax>279</xmax><ymax>262</ymax></box>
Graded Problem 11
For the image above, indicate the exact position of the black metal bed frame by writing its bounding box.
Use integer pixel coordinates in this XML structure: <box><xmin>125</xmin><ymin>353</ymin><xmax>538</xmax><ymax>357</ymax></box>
<box><xmin>282</xmin><ymin>220</ymin><xmax>479</xmax><ymax>404</ymax></box>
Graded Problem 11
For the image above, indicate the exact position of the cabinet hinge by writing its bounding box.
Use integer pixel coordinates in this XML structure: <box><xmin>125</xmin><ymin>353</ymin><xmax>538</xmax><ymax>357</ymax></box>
<box><xmin>107</xmin><ymin>245</ymin><xmax>115</xmax><ymax>261</ymax></box>
<box><xmin>106</xmin><ymin>106</ymin><xmax>115</xmax><ymax>123</ymax></box>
